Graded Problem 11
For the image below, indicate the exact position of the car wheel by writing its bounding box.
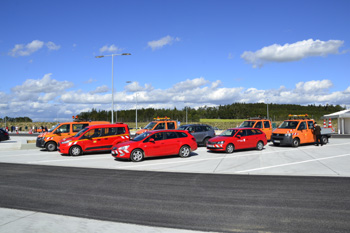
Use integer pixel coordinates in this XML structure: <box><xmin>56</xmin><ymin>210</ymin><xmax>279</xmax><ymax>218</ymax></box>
<box><xmin>69</xmin><ymin>145</ymin><xmax>82</xmax><ymax>156</ymax></box>
<box><xmin>46</xmin><ymin>142</ymin><xmax>57</xmax><ymax>151</ymax></box>
<box><xmin>321</xmin><ymin>136</ymin><xmax>328</xmax><ymax>144</ymax></box>
<box><xmin>225</xmin><ymin>143</ymin><xmax>234</xmax><ymax>153</ymax></box>
<box><xmin>202</xmin><ymin>137</ymin><xmax>210</xmax><ymax>146</ymax></box>
<box><xmin>292</xmin><ymin>138</ymin><xmax>300</xmax><ymax>148</ymax></box>
<box><xmin>256</xmin><ymin>141</ymin><xmax>264</xmax><ymax>150</ymax></box>
<box><xmin>179</xmin><ymin>145</ymin><xmax>191</xmax><ymax>158</ymax></box>
<box><xmin>130</xmin><ymin>149</ymin><xmax>144</xmax><ymax>162</ymax></box>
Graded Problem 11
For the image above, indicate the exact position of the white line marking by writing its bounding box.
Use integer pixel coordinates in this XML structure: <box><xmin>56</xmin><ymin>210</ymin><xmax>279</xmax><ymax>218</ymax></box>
<box><xmin>234</xmin><ymin>153</ymin><xmax>350</xmax><ymax>173</ymax></box>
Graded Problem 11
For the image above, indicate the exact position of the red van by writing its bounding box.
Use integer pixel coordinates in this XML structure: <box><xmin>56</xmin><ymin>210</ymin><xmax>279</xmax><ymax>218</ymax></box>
<box><xmin>58</xmin><ymin>123</ymin><xmax>130</xmax><ymax>156</ymax></box>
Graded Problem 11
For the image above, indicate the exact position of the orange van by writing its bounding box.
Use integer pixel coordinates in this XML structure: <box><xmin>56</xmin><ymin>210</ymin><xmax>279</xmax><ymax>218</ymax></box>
<box><xmin>271</xmin><ymin>115</ymin><xmax>316</xmax><ymax>147</ymax></box>
<box><xmin>36</xmin><ymin>120</ymin><xmax>110</xmax><ymax>151</ymax></box>
<box><xmin>135</xmin><ymin>117</ymin><xmax>178</xmax><ymax>136</ymax></box>
<box><xmin>239</xmin><ymin>118</ymin><xmax>273</xmax><ymax>140</ymax></box>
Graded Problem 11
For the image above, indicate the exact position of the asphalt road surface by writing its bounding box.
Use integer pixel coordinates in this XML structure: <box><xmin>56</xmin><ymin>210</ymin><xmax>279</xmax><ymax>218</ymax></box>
<box><xmin>1</xmin><ymin>163</ymin><xmax>349</xmax><ymax>232</ymax></box>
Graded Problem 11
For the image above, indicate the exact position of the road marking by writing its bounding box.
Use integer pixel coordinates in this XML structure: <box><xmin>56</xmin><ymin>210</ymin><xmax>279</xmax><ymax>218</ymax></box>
<box><xmin>234</xmin><ymin>153</ymin><xmax>350</xmax><ymax>174</ymax></box>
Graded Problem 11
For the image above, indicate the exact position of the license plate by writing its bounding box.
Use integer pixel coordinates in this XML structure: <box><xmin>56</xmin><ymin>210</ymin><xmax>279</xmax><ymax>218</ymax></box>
<box><xmin>274</xmin><ymin>140</ymin><xmax>280</xmax><ymax>143</ymax></box>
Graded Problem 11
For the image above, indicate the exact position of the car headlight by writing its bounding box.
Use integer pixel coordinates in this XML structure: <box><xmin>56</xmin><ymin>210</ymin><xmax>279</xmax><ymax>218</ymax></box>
<box><xmin>286</xmin><ymin>133</ymin><xmax>292</xmax><ymax>137</ymax></box>
<box><xmin>216</xmin><ymin>141</ymin><xmax>225</xmax><ymax>144</ymax></box>
<box><xmin>61</xmin><ymin>140</ymin><xmax>72</xmax><ymax>144</ymax></box>
<box><xmin>119</xmin><ymin>145</ymin><xmax>130</xmax><ymax>150</ymax></box>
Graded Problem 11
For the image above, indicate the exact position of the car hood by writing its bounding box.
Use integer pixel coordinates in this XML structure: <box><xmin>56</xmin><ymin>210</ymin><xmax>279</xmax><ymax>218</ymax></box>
<box><xmin>273</xmin><ymin>128</ymin><xmax>295</xmax><ymax>134</ymax></box>
<box><xmin>209</xmin><ymin>136</ymin><xmax>231</xmax><ymax>142</ymax></box>
<box><xmin>114</xmin><ymin>140</ymin><xmax>135</xmax><ymax>148</ymax></box>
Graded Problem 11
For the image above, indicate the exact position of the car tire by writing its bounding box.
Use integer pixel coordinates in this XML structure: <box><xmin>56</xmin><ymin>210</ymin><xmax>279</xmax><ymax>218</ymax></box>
<box><xmin>256</xmin><ymin>141</ymin><xmax>264</xmax><ymax>150</ymax></box>
<box><xmin>202</xmin><ymin>137</ymin><xmax>210</xmax><ymax>146</ymax></box>
<box><xmin>130</xmin><ymin>149</ymin><xmax>144</xmax><ymax>162</ymax></box>
<box><xmin>292</xmin><ymin>138</ymin><xmax>300</xmax><ymax>148</ymax></box>
<box><xmin>321</xmin><ymin>136</ymin><xmax>328</xmax><ymax>144</ymax></box>
<box><xmin>46</xmin><ymin>142</ymin><xmax>57</xmax><ymax>152</ymax></box>
<box><xmin>69</xmin><ymin>145</ymin><xmax>82</xmax><ymax>156</ymax></box>
<box><xmin>179</xmin><ymin>145</ymin><xmax>191</xmax><ymax>158</ymax></box>
<box><xmin>225</xmin><ymin>143</ymin><xmax>234</xmax><ymax>153</ymax></box>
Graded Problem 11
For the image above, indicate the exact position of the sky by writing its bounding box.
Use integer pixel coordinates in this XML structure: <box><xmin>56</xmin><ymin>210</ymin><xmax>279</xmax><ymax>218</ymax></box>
<box><xmin>1</xmin><ymin>0</ymin><xmax>350</xmax><ymax>122</ymax></box>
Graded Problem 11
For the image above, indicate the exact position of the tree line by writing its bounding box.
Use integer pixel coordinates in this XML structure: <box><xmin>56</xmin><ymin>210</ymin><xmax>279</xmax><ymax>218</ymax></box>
<box><xmin>78</xmin><ymin>103</ymin><xmax>345</xmax><ymax>122</ymax></box>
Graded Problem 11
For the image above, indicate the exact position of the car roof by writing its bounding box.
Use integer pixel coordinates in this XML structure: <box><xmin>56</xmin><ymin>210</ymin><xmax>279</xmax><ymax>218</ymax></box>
<box><xmin>147</xmin><ymin>129</ymin><xmax>188</xmax><ymax>133</ymax></box>
<box><xmin>86</xmin><ymin>123</ymin><xmax>127</xmax><ymax>129</ymax></box>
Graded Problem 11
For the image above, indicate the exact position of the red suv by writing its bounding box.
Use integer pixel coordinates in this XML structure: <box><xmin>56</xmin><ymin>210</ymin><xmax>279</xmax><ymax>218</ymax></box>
<box><xmin>111</xmin><ymin>130</ymin><xmax>197</xmax><ymax>162</ymax></box>
<box><xmin>58</xmin><ymin>123</ymin><xmax>130</xmax><ymax>156</ymax></box>
<box><xmin>207</xmin><ymin>128</ymin><xmax>267</xmax><ymax>153</ymax></box>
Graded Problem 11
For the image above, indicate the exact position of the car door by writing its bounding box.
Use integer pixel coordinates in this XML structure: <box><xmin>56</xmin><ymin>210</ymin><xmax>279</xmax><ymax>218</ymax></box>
<box><xmin>191</xmin><ymin>126</ymin><xmax>205</xmax><ymax>143</ymax></box>
<box><xmin>235</xmin><ymin>129</ymin><xmax>250</xmax><ymax>149</ymax></box>
<box><xmin>54</xmin><ymin>123</ymin><xmax>71</xmax><ymax>142</ymax></box>
<box><xmin>81</xmin><ymin>128</ymin><xmax>104</xmax><ymax>151</ymax></box>
<box><xmin>144</xmin><ymin>132</ymin><xmax>165</xmax><ymax>156</ymax></box>
<box><xmin>297</xmin><ymin>122</ymin><xmax>307</xmax><ymax>144</ymax></box>
<box><xmin>163</xmin><ymin>131</ymin><xmax>180</xmax><ymax>155</ymax></box>
<box><xmin>307</xmin><ymin>121</ymin><xmax>316</xmax><ymax>142</ymax></box>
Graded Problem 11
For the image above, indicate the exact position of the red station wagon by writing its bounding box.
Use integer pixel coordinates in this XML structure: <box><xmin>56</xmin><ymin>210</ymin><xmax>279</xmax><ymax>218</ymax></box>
<box><xmin>111</xmin><ymin>130</ymin><xmax>198</xmax><ymax>162</ymax></box>
<box><xmin>58</xmin><ymin>123</ymin><xmax>130</xmax><ymax>156</ymax></box>
<box><xmin>207</xmin><ymin>128</ymin><xmax>267</xmax><ymax>153</ymax></box>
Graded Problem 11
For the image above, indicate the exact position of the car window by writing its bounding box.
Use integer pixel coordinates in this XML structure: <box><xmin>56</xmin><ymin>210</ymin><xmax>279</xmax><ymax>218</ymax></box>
<box><xmin>73</xmin><ymin>124</ymin><xmax>89</xmax><ymax>132</ymax></box>
<box><xmin>220</xmin><ymin>129</ymin><xmax>237</xmax><ymax>136</ymax></box>
<box><xmin>83</xmin><ymin>128</ymin><xmax>101</xmax><ymax>138</ymax></box>
<box><xmin>102</xmin><ymin>127</ymin><xmax>126</xmax><ymax>136</ymax></box>
<box><xmin>165</xmin><ymin>131</ymin><xmax>178</xmax><ymax>139</ymax></box>
<box><xmin>56</xmin><ymin>124</ymin><xmax>70</xmax><ymax>133</ymax></box>
<box><xmin>149</xmin><ymin>132</ymin><xmax>164</xmax><ymax>141</ymax></box>
<box><xmin>239</xmin><ymin>121</ymin><xmax>255</xmax><ymax>127</ymax></box>
<box><xmin>176</xmin><ymin>132</ymin><xmax>188</xmax><ymax>138</ymax></box>
<box><xmin>307</xmin><ymin>121</ymin><xmax>314</xmax><ymax>129</ymax></box>
<box><xmin>251</xmin><ymin>129</ymin><xmax>262</xmax><ymax>135</ymax></box>
<box><xmin>279</xmin><ymin>121</ymin><xmax>298</xmax><ymax>129</ymax></box>
<box><xmin>255</xmin><ymin>122</ymin><xmax>262</xmax><ymax>128</ymax></box>
<box><xmin>205</xmin><ymin>126</ymin><xmax>211</xmax><ymax>131</ymax></box>
<box><xmin>195</xmin><ymin>126</ymin><xmax>204</xmax><ymax>132</ymax></box>
<box><xmin>298</xmin><ymin>122</ymin><xmax>307</xmax><ymax>130</ymax></box>
<box><xmin>155</xmin><ymin>123</ymin><xmax>165</xmax><ymax>130</ymax></box>
<box><xmin>167</xmin><ymin>122</ymin><xmax>175</xmax><ymax>129</ymax></box>
<box><xmin>263</xmin><ymin>121</ymin><xmax>270</xmax><ymax>128</ymax></box>
<box><xmin>236</xmin><ymin>130</ymin><xmax>247</xmax><ymax>137</ymax></box>
<box><xmin>178</xmin><ymin>125</ymin><xmax>187</xmax><ymax>130</ymax></box>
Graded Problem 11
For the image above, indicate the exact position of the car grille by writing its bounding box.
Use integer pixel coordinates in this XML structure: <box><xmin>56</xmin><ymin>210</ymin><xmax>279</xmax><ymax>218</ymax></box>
<box><xmin>273</xmin><ymin>133</ymin><xmax>285</xmax><ymax>137</ymax></box>
<box><xmin>207</xmin><ymin>141</ymin><xmax>215</xmax><ymax>145</ymax></box>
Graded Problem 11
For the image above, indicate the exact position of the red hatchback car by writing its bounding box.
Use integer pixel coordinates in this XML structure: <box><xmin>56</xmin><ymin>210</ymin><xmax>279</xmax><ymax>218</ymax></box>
<box><xmin>207</xmin><ymin>128</ymin><xmax>267</xmax><ymax>153</ymax></box>
<box><xmin>111</xmin><ymin>130</ymin><xmax>197</xmax><ymax>162</ymax></box>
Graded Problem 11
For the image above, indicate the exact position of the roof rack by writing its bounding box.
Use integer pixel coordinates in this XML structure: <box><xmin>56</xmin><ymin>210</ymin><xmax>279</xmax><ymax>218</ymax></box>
<box><xmin>153</xmin><ymin>116</ymin><xmax>173</xmax><ymax>121</ymax></box>
<box><xmin>288</xmin><ymin>114</ymin><xmax>310</xmax><ymax>120</ymax></box>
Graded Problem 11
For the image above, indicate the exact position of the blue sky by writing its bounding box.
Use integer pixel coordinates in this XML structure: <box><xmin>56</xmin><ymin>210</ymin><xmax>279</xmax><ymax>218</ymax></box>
<box><xmin>1</xmin><ymin>0</ymin><xmax>349</xmax><ymax>122</ymax></box>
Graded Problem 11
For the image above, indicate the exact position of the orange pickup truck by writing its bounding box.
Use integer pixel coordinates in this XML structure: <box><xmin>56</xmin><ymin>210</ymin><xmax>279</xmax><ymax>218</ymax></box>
<box><xmin>135</xmin><ymin>117</ymin><xmax>178</xmax><ymax>136</ymax></box>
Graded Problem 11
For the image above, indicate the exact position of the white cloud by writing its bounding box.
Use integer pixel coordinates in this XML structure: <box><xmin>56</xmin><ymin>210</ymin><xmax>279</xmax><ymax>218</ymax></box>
<box><xmin>241</xmin><ymin>39</ymin><xmax>344</xmax><ymax>68</ymax></box>
<box><xmin>147</xmin><ymin>35</ymin><xmax>180</xmax><ymax>50</ymax></box>
<box><xmin>90</xmin><ymin>85</ymin><xmax>109</xmax><ymax>94</ymax></box>
<box><xmin>9</xmin><ymin>40</ymin><xmax>60</xmax><ymax>57</ymax></box>
<box><xmin>99</xmin><ymin>44</ymin><xmax>122</xmax><ymax>53</ymax></box>
<box><xmin>2</xmin><ymin>76</ymin><xmax>350</xmax><ymax>122</ymax></box>
<box><xmin>46</xmin><ymin>41</ymin><xmax>61</xmax><ymax>50</ymax></box>
<box><xmin>84</xmin><ymin>78</ymin><xmax>97</xmax><ymax>84</ymax></box>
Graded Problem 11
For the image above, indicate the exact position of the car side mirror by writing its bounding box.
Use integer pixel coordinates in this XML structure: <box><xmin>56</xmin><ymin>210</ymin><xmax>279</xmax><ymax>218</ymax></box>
<box><xmin>236</xmin><ymin>135</ymin><xmax>241</xmax><ymax>138</ymax></box>
<box><xmin>149</xmin><ymin>138</ymin><xmax>155</xmax><ymax>143</ymax></box>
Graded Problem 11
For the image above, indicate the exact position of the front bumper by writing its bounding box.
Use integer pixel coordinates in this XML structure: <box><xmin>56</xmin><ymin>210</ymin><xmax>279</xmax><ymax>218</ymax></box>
<box><xmin>206</xmin><ymin>142</ymin><xmax>225</xmax><ymax>151</ymax></box>
<box><xmin>271</xmin><ymin>134</ymin><xmax>293</xmax><ymax>145</ymax></box>
<box><xmin>36</xmin><ymin>137</ymin><xmax>45</xmax><ymax>148</ymax></box>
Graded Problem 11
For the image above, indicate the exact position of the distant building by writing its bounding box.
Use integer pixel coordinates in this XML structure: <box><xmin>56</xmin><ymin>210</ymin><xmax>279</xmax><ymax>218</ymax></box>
<box><xmin>322</xmin><ymin>109</ymin><xmax>350</xmax><ymax>134</ymax></box>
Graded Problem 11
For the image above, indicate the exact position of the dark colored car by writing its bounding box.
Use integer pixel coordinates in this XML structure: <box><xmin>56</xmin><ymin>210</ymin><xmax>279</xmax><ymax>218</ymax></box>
<box><xmin>111</xmin><ymin>130</ymin><xmax>197</xmax><ymax>162</ymax></box>
<box><xmin>177</xmin><ymin>124</ymin><xmax>215</xmax><ymax>146</ymax></box>
<box><xmin>207</xmin><ymin>128</ymin><xmax>267</xmax><ymax>153</ymax></box>
<box><xmin>0</xmin><ymin>128</ymin><xmax>10</xmax><ymax>142</ymax></box>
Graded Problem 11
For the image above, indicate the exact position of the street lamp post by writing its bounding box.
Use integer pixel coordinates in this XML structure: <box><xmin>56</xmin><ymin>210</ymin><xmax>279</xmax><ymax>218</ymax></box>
<box><xmin>126</xmin><ymin>81</ymin><xmax>138</xmax><ymax>130</ymax></box>
<box><xmin>95</xmin><ymin>53</ymin><xmax>131</xmax><ymax>123</ymax></box>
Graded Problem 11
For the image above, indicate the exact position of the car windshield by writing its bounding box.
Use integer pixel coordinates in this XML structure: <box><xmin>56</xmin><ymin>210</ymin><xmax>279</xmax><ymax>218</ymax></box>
<box><xmin>48</xmin><ymin>123</ymin><xmax>60</xmax><ymax>132</ymax></box>
<box><xmin>178</xmin><ymin>125</ymin><xmax>187</xmax><ymax>130</ymax></box>
<box><xmin>133</xmin><ymin>132</ymin><xmax>152</xmax><ymax>141</ymax></box>
<box><xmin>74</xmin><ymin>127</ymin><xmax>89</xmax><ymax>138</ymax></box>
<box><xmin>220</xmin><ymin>129</ymin><xmax>238</xmax><ymax>136</ymax></box>
<box><xmin>278</xmin><ymin>121</ymin><xmax>299</xmax><ymax>129</ymax></box>
<box><xmin>239</xmin><ymin>121</ymin><xmax>255</xmax><ymax>128</ymax></box>
<box><xmin>144</xmin><ymin>122</ymin><xmax>157</xmax><ymax>130</ymax></box>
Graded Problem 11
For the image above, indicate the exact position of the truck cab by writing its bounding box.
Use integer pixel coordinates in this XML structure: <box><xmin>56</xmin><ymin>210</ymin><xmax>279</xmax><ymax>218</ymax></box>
<box><xmin>135</xmin><ymin>117</ymin><xmax>177</xmax><ymax>136</ymax></box>
<box><xmin>239</xmin><ymin>118</ymin><xmax>273</xmax><ymax>140</ymax></box>
<box><xmin>271</xmin><ymin>115</ymin><xmax>316</xmax><ymax>147</ymax></box>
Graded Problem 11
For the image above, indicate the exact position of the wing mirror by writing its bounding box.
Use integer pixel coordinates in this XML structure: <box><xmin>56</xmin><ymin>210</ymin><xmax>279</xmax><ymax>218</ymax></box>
<box><xmin>149</xmin><ymin>138</ymin><xmax>155</xmax><ymax>143</ymax></box>
<box><xmin>236</xmin><ymin>135</ymin><xmax>241</xmax><ymax>138</ymax></box>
